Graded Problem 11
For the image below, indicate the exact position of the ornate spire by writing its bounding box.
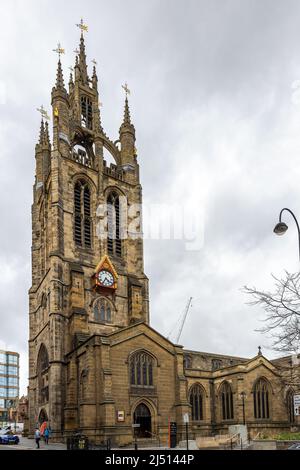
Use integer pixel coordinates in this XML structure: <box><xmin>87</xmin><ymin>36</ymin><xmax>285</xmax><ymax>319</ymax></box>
<box><xmin>37</xmin><ymin>119</ymin><xmax>50</xmax><ymax>147</ymax></box>
<box><xmin>120</xmin><ymin>95</ymin><xmax>135</xmax><ymax>136</ymax></box>
<box><xmin>44</xmin><ymin>121</ymin><xmax>50</xmax><ymax>146</ymax></box>
<box><xmin>56</xmin><ymin>59</ymin><xmax>65</xmax><ymax>89</ymax></box>
<box><xmin>38</xmin><ymin>119</ymin><xmax>45</xmax><ymax>145</ymax></box>
<box><xmin>78</xmin><ymin>34</ymin><xmax>88</xmax><ymax>85</ymax></box>
<box><xmin>123</xmin><ymin>96</ymin><xmax>131</xmax><ymax>125</ymax></box>
<box><xmin>120</xmin><ymin>83</ymin><xmax>134</xmax><ymax>132</ymax></box>
<box><xmin>258</xmin><ymin>345</ymin><xmax>262</xmax><ymax>356</ymax></box>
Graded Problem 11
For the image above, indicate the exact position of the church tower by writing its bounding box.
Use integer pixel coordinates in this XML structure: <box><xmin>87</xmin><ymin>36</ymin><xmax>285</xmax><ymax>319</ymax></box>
<box><xmin>28</xmin><ymin>27</ymin><xmax>149</xmax><ymax>438</ymax></box>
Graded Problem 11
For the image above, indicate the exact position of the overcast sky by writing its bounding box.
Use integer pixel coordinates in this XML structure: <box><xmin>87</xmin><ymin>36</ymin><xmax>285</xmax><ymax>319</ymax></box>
<box><xmin>1</xmin><ymin>0</ymin><xmax>300</xmax><ymax>395</ymax></box>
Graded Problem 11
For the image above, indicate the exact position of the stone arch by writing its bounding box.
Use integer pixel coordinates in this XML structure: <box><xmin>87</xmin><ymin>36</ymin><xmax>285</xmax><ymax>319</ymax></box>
<box><xmin>131</xmin><ymin>398</ymin><xmax>157</xmax><ymax>439</ymax></box>
<box><xmin>38</xmin><ymin>408</ymin><xmax>48</xmax><ymax>424</ymax></box>
<box><xmin>72</xmin><ymin>172</ymin><xmax>97</xmax><ymax>192</ymax></box>
<box><xmin>102</xmin><ymin>136</ymin><xmax>121</xmax><ymax>166</ymax></box>
<box><xmin>251</xmin><ymin>375</ymin><xmax>274</xmax><ymax>394</ymax></box>
<box><xmin>128</xmin><ymin>348</ymin><xmax>158</xmax><ymax>366</ymax></box>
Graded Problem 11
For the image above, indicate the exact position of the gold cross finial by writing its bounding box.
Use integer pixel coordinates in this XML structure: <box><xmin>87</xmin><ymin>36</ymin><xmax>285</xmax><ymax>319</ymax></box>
<box><xmin>76</xmin><ymin>18</ymin><xmax>88</xmax><ymax>34</ymax></box>
<box><xmin>91</xmin><ymin>59</ymin><xmax>97</xmax><ymax>66</ymax></box>
<box><xmin>122</xmin><ymin>82</ymin><xmax>131</xmax><ymax>97</ymax></box>
<box><xmin>37</xmin><ymin>105</ymin><xmax>50</xmax><ymax>120</ymax></box>
<box><xmin>52</xmin><ymin>42</ymin><xmax>65</xmax><ymax>58</ymax></box>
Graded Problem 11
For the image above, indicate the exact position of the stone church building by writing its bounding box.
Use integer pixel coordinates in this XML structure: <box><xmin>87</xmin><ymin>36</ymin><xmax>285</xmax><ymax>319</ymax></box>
<box><xmin>28</xmin><ymin>30</ymin><xmax>298</xmax><ymax>446</ymax></box>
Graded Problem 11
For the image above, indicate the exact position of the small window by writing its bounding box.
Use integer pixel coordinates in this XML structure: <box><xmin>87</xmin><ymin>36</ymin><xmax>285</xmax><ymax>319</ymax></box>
<box><xmin>212</xmin><ymin>359</ymin><xmax>222</xmax><ymax>370</ymax></box>
<box><xmin>183</xmin><ymin>355</ymin><xmax>192</xmax><ymax>369</ymax></box>
<box><xmin>94</xmin><ymin>298</ymin><xmax>113</xmax><ymax>324</ymax></box>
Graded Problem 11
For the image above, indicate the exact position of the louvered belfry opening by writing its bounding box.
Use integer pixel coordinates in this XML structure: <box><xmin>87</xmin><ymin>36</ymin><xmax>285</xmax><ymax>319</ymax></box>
<box><xmin>81</xmin><ymin>95</ymin><xmax>93</xmax><ymax>130</ymax></box>
<box><xmin>107</xmin><ymin>192</ymin><xmax>122</xmax><ymax>257</ymax></box>
<box><xmin>74</xmin><ymin>180</ymin><xmax>92</xmax><ymax>248</ymax></box>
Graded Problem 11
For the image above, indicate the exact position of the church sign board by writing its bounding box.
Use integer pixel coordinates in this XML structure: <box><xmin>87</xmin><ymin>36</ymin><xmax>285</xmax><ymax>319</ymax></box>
<box><xmin>294</xmin><ymin>394</ymin><xmax>300</xmax><ymax>416</ymax></box>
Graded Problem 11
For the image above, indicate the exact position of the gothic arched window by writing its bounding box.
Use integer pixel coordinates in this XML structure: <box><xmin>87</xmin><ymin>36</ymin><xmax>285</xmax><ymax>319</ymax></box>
<box><xmin>220</xmin><ymin>381</ymin><xmax>234</xmax><ymax>420</ymax></box>
<box><xmin>253</xmin><ymin>378</ymin><xmax>270</xmax><ymax>419</ymax></box>
<box><xmin>37</xmin><ymin>344</ymin><xmax>49</xmax><ymax>405</ymax></box>
<box><xmin>107</xmin><ymin>192</ymin><xmax>122</xmax><ymax>257</ymax></box>
<box><xmin>287</xmin><ymin>389</ymin><xmax>295</xmax><ymax>423</ymax></box>
<box><xmin>81</xmin><ymin>95</ymin><xmax>93</xmax><ymax>130</ymax></box>
<box><xmin>189</xmin><ymin>384</ymin><xmax>204</xmax><ymax>421</ymax></box>
<box><xmin>93</xmin><ymin>298</ymin><xmax>112</xmax><ymax>323</ymax></box>
<box><xmin>130</xmin><ymin>352</ymin><xmax>153</xmax><ymax>387</ymax></box>
<box><xmin>74</xmin><ymin>180</ymin><xmax>91</xmax><ymax>248</ymax></box>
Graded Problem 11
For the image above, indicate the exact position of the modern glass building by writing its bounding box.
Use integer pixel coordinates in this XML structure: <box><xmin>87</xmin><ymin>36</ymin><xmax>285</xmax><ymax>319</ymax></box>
<box><xmin>0</xmin><ymin>350</ymin><xmax>19</xmax><ymax>425</ymax></box>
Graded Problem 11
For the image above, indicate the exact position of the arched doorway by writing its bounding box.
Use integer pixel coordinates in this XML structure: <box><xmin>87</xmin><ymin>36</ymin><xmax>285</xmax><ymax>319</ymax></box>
<box><xmin>38</xmin><ymin>408</ymin><xmax>48</xmax><ymax>424</ymax></box>
<box><xmin>133</xmin><ymin>403</ymin><xmax>151</xmax><ymax>438</ymax></box>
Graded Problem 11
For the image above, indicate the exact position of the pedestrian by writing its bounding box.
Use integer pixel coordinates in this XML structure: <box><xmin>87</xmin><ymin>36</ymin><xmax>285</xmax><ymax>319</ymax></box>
<box><xmin>44</xmin><ymin>426</ymin><xmax>50</xmax><ymax>445</ymax></box>
<box><xmin>35</xmin><ymin>428</ymin><xmax>41</xmax><ymax>449</ymax></box>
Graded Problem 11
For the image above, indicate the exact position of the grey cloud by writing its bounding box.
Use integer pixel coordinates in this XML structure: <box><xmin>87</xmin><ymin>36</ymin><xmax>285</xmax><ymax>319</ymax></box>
<box><xmin>2</xmin><ymin>0</ymin><xmax>300</xmax><ymax>394</ymax></box>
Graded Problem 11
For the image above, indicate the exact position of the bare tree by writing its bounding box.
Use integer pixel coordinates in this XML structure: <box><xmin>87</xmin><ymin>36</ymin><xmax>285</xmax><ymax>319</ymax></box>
<box><xmin>244</xmin><ymin>271</ymin><xmax>300</xmax><ymax>355</ymax></box>
<box><xmin>243</xmin><ymin>271</ymin><xmax>300</xmax><ymax>396</ymax></box>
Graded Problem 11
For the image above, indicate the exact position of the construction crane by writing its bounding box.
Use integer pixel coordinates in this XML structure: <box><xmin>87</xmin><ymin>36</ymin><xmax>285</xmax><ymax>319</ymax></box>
<box><xmin>175</xmin><ymin>297</ymin><xmax>193</xmax><ymax>344</ymax></box>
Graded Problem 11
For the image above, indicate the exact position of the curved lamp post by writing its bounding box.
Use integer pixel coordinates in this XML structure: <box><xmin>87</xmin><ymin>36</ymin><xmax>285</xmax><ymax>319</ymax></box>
<box><xmin>273</xmin><ymin>208</ymin><xmax>300</xmax><ymax>261</ymax></box>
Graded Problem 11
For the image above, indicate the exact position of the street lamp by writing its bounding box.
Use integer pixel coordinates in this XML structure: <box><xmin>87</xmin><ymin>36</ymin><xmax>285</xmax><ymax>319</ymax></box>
<box><xmin>239</xmin><ymin>392</ymin><xmax>246</xmax><ymax>426</ymax></box>
<box><xmin>273</xmin><ymin>208</ymin><xmax>300</xmax><ymax>261</ymax></box>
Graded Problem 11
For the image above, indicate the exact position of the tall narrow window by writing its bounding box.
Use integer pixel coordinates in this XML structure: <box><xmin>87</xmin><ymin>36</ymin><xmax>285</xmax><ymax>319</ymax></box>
<box><xmin>130</xmin><ymin>352</ymin><xmax>153</xmax><ymax>387</ymax></box>
<box><xmin>74</xmin><ymin>180</ymin><xmax>91</xmax><ymax>248</ymax></box>
<box><xmin>37</xmin><ymin>344</ymin><xmax>49</xmax><ymax>405</ymax></box>
<box><xmin>220</xmin><ymin>381</ymin><xmax>234</xmax><ymax>420</ymax></box>
<box><xmin>81</xmin><ymin>96</ymin><xmax>93</xmax><ymax>130</ymax></box>
<box><xmin>189</xmin><ymin>384</ymin><xmax>204</xmax><ymax>421</ymax></box>
<box><xmin>107</xmin><ymin>192</ymin><xmax>122</xmax><ymax>257</ymax></box>
<box><xmin>253</xmin><ymin>378</ymin><xmax>270</xmax><ymax>419</ymax></box>
<box><xmin>287</xmin><ymin>389</ymin><xmax>295</xmax><ymax>423</ymax></box>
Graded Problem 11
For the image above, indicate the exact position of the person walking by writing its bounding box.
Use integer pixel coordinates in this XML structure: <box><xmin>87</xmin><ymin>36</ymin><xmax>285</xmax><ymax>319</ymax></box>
<box><xmin>35</xmin><ymin>428</ymin><xmax>41</xmax><ymax>449</ymax></box>
<box><xmin>44</xmin><ymin>426</ymin><xmax>50</xmax><ymax>445</ymax></box>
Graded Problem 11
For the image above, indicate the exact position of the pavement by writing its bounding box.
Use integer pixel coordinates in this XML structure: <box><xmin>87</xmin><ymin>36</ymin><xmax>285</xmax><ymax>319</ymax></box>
<box><xmin>0</xmin><ymin>436</ymin><xmax>66</xmax><ymax>451</ymax></box>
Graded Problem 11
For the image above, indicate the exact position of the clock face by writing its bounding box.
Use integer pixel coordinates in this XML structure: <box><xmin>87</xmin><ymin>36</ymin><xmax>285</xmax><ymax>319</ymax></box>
<box><xmin>98</xmin><ymin>269</ymin><xmax>114</xmax><ymax>287</ymax></box>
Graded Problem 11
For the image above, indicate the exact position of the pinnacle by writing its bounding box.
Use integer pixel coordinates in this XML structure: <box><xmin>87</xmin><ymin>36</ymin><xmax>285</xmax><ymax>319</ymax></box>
<box><xmin>38</xmin><ymin>119</ymin><xmax>50</xmax><ymax>147</ymax></box>
<box><xmin>56</xmin><ymin>59</ymin><xmax>65</xmax><ymax>89</ymax></box>
<box><xmin>123</xmin><ymin>97</ymin><xmax>131</xmax><ymax>125</ymax></box>
<box><xmin>39</xmin><ymin>119</ymin><xmax>45</xmax><ymax>144</ymax></box>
